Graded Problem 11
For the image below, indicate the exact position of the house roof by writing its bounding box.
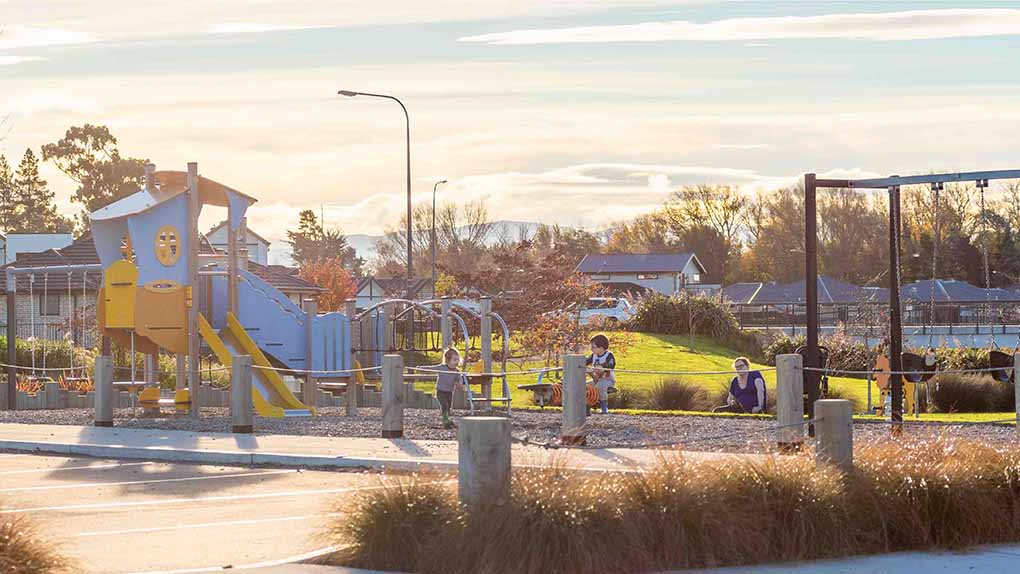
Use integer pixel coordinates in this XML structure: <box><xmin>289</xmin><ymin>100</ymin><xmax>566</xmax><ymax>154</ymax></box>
<box><xmin>357</xmin><ymin>276</ymin><xmax>431</xmax><ymax>298</ymax></box>
<box><xmin>91</xmin><ymin>171</ymin><xmax>256</xmax><ymax>222</ymax></box>
<box><xmin>899</xmin><ymin>279</ymin><xmax>1018</xmax><ymax>303</ymax></box>
<box><xmin>247</xmin><ymin>262</ymin><xmax>323</xmax><ymax>294</ymax></box>
<box><xmin>724</xmin><ymin>276</ymin><xmax>875</xmax><ymax>305</ymax></box>
<box><xmin>576</xmin><ymin>253</ymin><xmax>705</xmax><ymax>275</ymax></box>
<box><xmin>206</xmin><ymin>220</ymin><xmax>271</xmax><ymax>245</ymax></box>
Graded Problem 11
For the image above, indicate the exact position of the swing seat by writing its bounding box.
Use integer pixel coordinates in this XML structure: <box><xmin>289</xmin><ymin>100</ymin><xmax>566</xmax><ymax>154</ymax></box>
<box><xmin>988</xmin><ymin>350</ymin><xmax>1014</xmax><ymax>383</ymax></box>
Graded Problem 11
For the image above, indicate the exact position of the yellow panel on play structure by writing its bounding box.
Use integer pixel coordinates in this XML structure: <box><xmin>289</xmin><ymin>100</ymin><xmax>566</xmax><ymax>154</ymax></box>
<box><xmin>103</xmin><ymin>259</ymin><xmax>138</xmax><ymax>329</ymax></box>
<box><xmin>135</xmin><ymin>281</ymin><xmax>188</xmax><ymax>355</ymax></box>
<box><xmin>96</xmin><ymin>290</ymin><xmax>161</xmax><ymax>355</ymax></box>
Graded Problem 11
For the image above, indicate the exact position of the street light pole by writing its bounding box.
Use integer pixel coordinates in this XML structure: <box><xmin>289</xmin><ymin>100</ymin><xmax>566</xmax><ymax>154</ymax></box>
<box><xmin>432</xmin><ymin>179</ymin><xmax>447</xmax><ymax>296</ymax></box>
<box><xmin>339</xmin><ymin>90</ymin><xmax>413</xmax><ymax>297</ymax></box>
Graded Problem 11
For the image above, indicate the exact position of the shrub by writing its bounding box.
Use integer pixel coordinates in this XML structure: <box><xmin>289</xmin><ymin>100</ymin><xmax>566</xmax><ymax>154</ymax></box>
<box><xmin>608</xmin><ymin>386</ymin><xmax>644</xmax><ymax>410</ymax></box>
<box><xmin>646</xmin><ymin>378</ymin><xmax>706</xmax><ymax>411</ymax></box>
<box><xmin>0</xmin><ymin>510</ymin><xmax>72</xmax><ymax>573</ymax></box>
<box><xmin>763</xmin><ymin>334</ymin><xmax>876</xmax><ymax>375</ymax></box>
<box><xmin>628</xmin><ymin>294</ymin><xmax>761</xmax><ymax>358</ymax></box>
<box><xmin>332</xmin><ymin>438</ymin><xmax>1020</xmax><ymax>573</ymax></box>
<box><xmin>929</xmin><ymin>373</ymin><xmax>1014</xmax><ymax>413</ymax></box>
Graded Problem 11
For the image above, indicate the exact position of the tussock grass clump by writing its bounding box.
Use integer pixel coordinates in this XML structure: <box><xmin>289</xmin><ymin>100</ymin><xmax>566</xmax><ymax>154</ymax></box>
<box><xmin>647</xmin><ymin>378</ymin><xmax>706</xmax><ymax>411</ymax></box>
<box><xmin>930</xmin><ymin>373</ymin><xmax>1014</xmax><ymax>413</ymax></box>
<box><xmin>331</xmin><ymin>438</ymin><xmax>1020</xmax><ymax>573</ymax></box>
<box><xmin>1</xmin><ymin>510</ymin><xmax>72</xmax><ymax>574</ymax></box>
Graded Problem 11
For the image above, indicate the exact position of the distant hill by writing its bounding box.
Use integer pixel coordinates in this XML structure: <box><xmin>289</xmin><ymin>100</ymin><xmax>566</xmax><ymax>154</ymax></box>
<box><xmin>269</xmin><ymin>220</ymin><xmax>542</xmax><ymax>265</ymax></box>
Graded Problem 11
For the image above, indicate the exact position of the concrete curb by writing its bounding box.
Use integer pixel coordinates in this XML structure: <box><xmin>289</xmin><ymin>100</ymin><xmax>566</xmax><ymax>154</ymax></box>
<box><xmin>0</xmin><ymin>439</ymin><xmax>460</xmax><ymax>473</ymax></box>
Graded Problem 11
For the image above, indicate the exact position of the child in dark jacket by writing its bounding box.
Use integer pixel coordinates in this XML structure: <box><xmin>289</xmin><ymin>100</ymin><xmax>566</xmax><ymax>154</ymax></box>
<box><xmin>586</xmin><ymin>334</ymin><xmax>616</xmax><ymax>414</ymax></box>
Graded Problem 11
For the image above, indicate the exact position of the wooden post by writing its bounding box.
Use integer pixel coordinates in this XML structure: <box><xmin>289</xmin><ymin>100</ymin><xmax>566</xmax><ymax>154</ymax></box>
<box><xmin>345</xmin><ymin>299</ymin><xmax>359</xmax><ymax>417</ymax></box>
<box><xmin>458</xmin><ymin>416</ymin><xmax>511</xmax><ymax>511</ymax></box>
<box><xmin>231</xmin><ymin>355</ymin><xmax>253</xmax><ymax>433</ymax></box>
<box><xmin>561</xmin><ymin>354</ymin><xmax>587</xmax><ymax>445</ymax></box>
<box><xmin>815</xmin><ymin>399</ymin><xmax>853</xmax><ymax>471</ymax></box>
<box><xmin>238</xmin><ymin>217</ymin><xmax>249</xmax><ymax>270</ymax></box>
<box><xmin>227</xmin><ymin>212</ymin><xmax>239</xmax><ymax>317</ymax></box>
<box><xmin>94</xmin><ymin>355</ymin><xmax>114</xmax><ymax>427</ymax></box>
<box><xmin>5</xmin><ymin>268</ymin><xmax>16</xmax><ymax>411</ymax></box>
<box><xmin>175</xmin><ymin>354</ymin><xmax>186</xmax><ymax>392</ymax></box>
<box><xmin>302</xmin><ymin>298</ymin><xmax>317</xmax><ymax>406</ymax></box>
<box><xmin>776</xmin><ymin>353</ymin><xmax>804</xmax><ymax>451</ymax></box>
<box><xmin>187</xmin><ymin>162</ymin><xmax>201</xmax><ymax>417</ymax></box>
<box><xmin>440</xmin><ymin>297</ymin><xmax>452</xmax><ymax>350</ymax></box>
<box><xmin>382</xmin><ymin>354</ymin><xmax>404</xmax><ymax>438</ymax></box>
<box><xmin>1014</xmin><ymin>353</ymin><xmax>1020</xmax><ymax>439</ymax></box>
<box><xmin>480</xmin><ymin>297</ymin><xmax>493</xmax><ymax>410</ymax></box>
<box><xmin>144</xmin><ymin>353</ymin><xmax>158</xmax><ymax>387</ymax></box>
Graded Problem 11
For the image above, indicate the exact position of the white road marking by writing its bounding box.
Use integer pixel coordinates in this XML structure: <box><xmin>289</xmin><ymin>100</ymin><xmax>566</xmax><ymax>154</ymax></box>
<box><xmin>124</xmin><ymin>545</ymin><xmax>343</xmax><ymax>574</ymax></box>
<box><xmin>0</xmin><ymin>461</ymin><xmax>153</xmax><ymax>476</ymax></box>
<box><xmin>0</xmin><ymin>469</ymin><xmax>295</xmax><ymax>493</ymax></box>
<box><xmin>78</xmin><ymin>512</ymin><xmax>343</xmax><ymax>537</ymax></box>
<box><xmin>1</xmin><ymin>482</ymin><xmax>398</xmax><ymax>514</ymax></box>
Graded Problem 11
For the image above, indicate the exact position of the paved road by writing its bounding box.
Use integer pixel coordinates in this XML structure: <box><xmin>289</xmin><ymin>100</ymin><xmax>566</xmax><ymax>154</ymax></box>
<box><xmin>0</xmin><ymin>452</ymin><xmax>386</xmax><ymax>573</ymax></box>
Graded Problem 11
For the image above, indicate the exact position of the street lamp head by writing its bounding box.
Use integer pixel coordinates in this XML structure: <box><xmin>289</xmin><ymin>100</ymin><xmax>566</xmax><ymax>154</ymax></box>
<box><xmin>438</xmin><ymin>179</ymin><xmax>448</xmax><ymax>185</ymax></box>
<box><xmin>338</xmin><ymin>90</ymin><xmax>358</xmax><ymax>97</ymax></box>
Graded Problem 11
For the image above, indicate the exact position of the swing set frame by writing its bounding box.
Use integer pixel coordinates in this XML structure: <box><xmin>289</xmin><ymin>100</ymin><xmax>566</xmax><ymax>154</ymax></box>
<box><xmin>804</xmin><ymin>169</ymin><xmax>1020</xmax><ymax>428</ymax></box>
<box><xmin>4</xmin><ymin>263</ymin><xmax>103</xmax><ymax>410</ymax></box>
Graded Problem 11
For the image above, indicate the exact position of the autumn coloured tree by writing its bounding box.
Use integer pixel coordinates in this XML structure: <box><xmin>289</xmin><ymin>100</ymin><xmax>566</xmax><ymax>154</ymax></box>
<box><xmin>297</xmin><ymin>257</ymin><xmax>358</xmax><ymax>311</ymax></box>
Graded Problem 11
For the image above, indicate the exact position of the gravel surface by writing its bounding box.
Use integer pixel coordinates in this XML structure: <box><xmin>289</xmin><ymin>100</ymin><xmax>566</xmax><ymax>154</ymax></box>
<box><xmin>1</xmin><ymin>407</ymin><xmax>1017</xmax><ymax>453</ymax></box>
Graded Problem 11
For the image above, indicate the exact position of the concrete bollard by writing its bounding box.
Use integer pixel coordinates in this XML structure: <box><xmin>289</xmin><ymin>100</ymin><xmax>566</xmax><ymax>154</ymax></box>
<box><xmin>561</xmin><ymin>354</ymin><xmax>587</xmax><ymax>446</ymax></box>
<box><xmin>94</xmin><ymin>355</ymin><xmax>114</xmax><ymax>427</ymax></box>
<box><xmin>776</xmin><ymin>353</ymin><xmax>805</xmax><ymax>451</ymax></box>
<box><xmin>458</xmin><ymin>416</ymin><xmax>511</xmax><ymax>511</ymax></box>
<box><xmin>1014</xmin><ymin>354</ymin><xmax>1020</xmax><ymax>439</ymax></box>
<box><xmin>382</xmin><ymin>354</ymin><xmax>404</xmax><ymax>438</ymax></box>
<box><xmin>815</xmin><ymin>399</ymin><xmax>853</xmax><ymax>471</ymax></box>
<box><xmin>231</xmin><ymin>355</ymin><xmax>253</xmax><ymax>434</ymax></box>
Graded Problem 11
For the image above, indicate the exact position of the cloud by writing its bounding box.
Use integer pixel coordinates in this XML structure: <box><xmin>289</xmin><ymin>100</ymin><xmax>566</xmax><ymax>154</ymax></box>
<box><xmin>0</xmin><ymin>56</ymin><xmax>44</xmax><ymax>66</ymax></box>
<box><xmin>206</xmin><ymin>23</ymin><xmax>334</xmax><ymax>35</ymax></box>
<box><xmin>460</xmin><ymin>9</ymin><xmax>1020</xmax><ymax>45</ymax></box>
<box><xmin>0</xmin><ymin>26</ymin><xmax>95</xmax><ymax>51</ymax></box>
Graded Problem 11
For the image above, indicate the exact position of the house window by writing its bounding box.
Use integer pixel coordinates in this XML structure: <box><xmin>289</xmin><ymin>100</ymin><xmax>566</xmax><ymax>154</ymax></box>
<box><xmin>688</xmin><ymin>273</ymin><xmax>702</xmax><ymax>284</ymax></box>
<box><xmin>39</xmin><ymin>293</ymin><xmax>61</xmax><ymax>316</ymax></box>
<box><xmin>637</xmin><ymin>273</ymin><xmax>658</xmax><ymax>280</ymax></box>
<box><xmin>590</xmin><ymin>274</ymin><xmax>610</xmax><ymax>281</ymax></box>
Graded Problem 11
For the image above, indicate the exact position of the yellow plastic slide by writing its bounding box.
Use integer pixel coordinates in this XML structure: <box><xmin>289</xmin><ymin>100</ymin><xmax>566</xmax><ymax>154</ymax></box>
<box><xmin>198</xmin><ymin>312</ymin><xmax>316</xmax><ymax>417</ymax></box>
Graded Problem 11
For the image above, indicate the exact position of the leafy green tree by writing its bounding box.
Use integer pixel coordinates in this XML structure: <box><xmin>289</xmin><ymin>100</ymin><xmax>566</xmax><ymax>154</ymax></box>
<box><xmin>12</xmin><ymin>148</ymin><xmax>71</xmax><ymax>232</ymax></box>
<box><xmin>286</xmin><ymin>209</ymin><xmax>363</xmax><ymax>273</ymax></box>
<box><xmin>41</xmin><ymin>124</ymin><xmax>145</xmax><ymax>230</ymax></box>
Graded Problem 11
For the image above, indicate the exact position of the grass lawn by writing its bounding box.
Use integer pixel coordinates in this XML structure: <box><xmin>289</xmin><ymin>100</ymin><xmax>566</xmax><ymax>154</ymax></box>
<box><xmin>409</xmin><ymin>332</ymin><xmax>880</xmax><ymax>411</ymax></box>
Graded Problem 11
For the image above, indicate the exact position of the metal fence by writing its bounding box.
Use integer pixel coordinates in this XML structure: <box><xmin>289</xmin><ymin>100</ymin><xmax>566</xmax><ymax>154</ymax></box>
<box><xmin>732</xmin><ymin>301</ymin><xmax>1020</xmax><ymax>333</ymax></box>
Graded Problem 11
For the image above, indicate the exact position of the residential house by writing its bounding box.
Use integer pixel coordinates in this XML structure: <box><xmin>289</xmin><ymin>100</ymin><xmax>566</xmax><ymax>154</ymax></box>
<box><xmin>205</xmin><ymin>220</ymin><xmax>270</xmax><ymax>265</ymax></box>
<box><xmin>575</xmin><ymin>253</ymin><xmax>712</xmax><ymax>297</ymax></box>
<box><xmin>354</xmin><ymin>276</ymin><xmax>434</xmax><ymax>310</ymax></box>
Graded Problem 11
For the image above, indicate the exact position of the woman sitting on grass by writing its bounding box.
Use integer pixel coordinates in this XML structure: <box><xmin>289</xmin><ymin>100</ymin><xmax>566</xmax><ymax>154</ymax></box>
<box><xmin>713</xmin><ymin>356</ymin><xmax>766</xmax><ymax>414</ymax></box>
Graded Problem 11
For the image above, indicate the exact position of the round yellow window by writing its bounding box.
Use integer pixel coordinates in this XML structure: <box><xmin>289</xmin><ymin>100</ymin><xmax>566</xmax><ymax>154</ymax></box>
<box><xmin>154</xmin><ymin>225</ymin><xmax>181</xmax><ymax>266</ymax></box>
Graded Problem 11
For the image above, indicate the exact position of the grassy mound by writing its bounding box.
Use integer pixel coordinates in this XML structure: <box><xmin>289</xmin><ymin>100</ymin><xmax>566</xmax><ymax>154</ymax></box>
<box><xmin>1</xmin><ymin>509</ymin><xmax>72</xmax><ymax>574</ymax></box>
<box><xmin>330</xmin><ymin>438</ymin><xmax>1020</xmax><ymax>573</ymax></box>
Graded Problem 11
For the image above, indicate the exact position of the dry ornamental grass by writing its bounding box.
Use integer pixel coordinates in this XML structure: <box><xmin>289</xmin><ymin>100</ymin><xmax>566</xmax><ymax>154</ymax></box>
<box><xmin>330</xmin><ymin>437</ymin><xmax>1020</xmax><ymax>574</ymax></box>
<box><xmin>0</xmin><ymin>509</ymin><xmax>72</xmax><ymax>574</ymax></box>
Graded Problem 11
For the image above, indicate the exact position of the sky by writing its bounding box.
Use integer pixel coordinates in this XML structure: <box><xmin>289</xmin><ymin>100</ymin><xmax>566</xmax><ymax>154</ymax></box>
<box><xmin>3</xmin><ymin>0</ymin><xmax>1020</xmax><ymax>263</ymax></box>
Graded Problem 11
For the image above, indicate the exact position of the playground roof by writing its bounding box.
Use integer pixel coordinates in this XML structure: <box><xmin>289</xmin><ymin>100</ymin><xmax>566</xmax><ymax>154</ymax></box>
<box><xmin>898</xmin><ymin>279</ymin><xmax>1019</xmax><ymax>303</ymax></box>
<box><xmin>724</xmin><ymin>276</ymin><xmax>870</xmax><ymax>305</ymax></box>
<box><xmin>359</xmin><ymin>276</ymin><xmax>432</xmax><ymax>298</ymax></box>
<box><xmin>576</xmin><ymin>253</ymin><xmax>704</xmax><ymax>275</ymax></box>
<box><xmin>90</xmin><ymin>171</ymin><xmax>256</xmax><ymax>222</ymax></box>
